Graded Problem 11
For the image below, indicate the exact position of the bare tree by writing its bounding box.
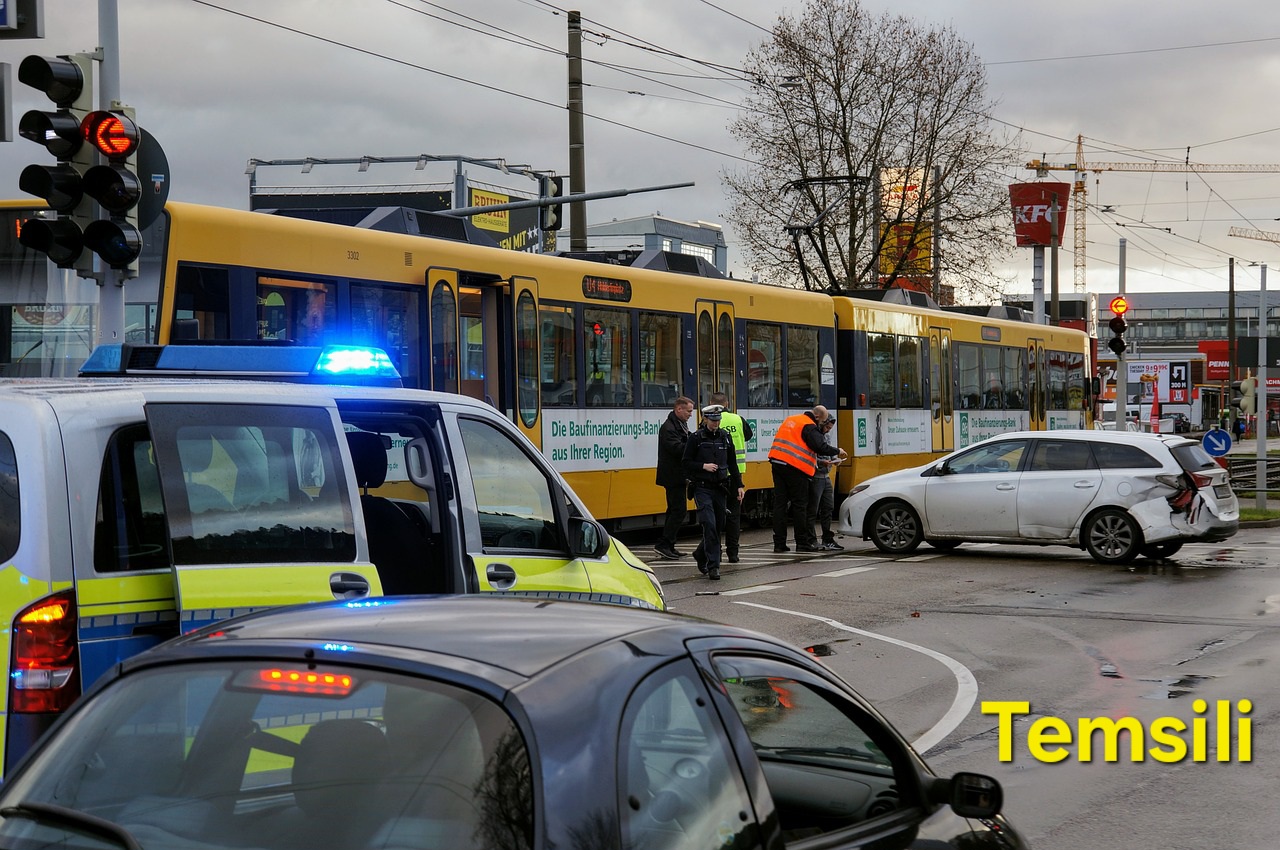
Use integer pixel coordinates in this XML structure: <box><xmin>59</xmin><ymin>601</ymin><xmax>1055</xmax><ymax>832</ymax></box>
<box><xmin>724</xmin><ymin>0</ymin><xmax>1020</xmax><ymax>301</ymax></box>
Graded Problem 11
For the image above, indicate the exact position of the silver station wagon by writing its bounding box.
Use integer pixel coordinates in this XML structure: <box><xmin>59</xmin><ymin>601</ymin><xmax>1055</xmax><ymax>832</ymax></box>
<box><xmin>839</xmin><ymin>430</ymin><xmax>1239</xmax><ymax>563</ymax></box>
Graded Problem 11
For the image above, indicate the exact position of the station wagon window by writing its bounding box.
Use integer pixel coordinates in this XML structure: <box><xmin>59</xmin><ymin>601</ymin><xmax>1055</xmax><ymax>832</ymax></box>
<box><xmin>95</xmin><ymin>425</ymin><xmax>168</xmax><ymax>573</ymax></box>
<box><xmin>0</xmin><ymin>432</ymin><xmax>17</xmax><ymax>564</ymax></box>
<box><xmin>710</xmin><ymin>654</ymin><xmax>911</xmax><ymax>844</ymax></box>
<box><xmin>146</xmin><ymin>404</ymin><xmax>355</xmax><ymax>565</ymax></box>
<box><xmin>457</xmin><ymin>417</ymin><xmax>562</xmax><ymax>551</ymax></box>
<box><xmin>618</xmin><ymin>660</ymin><xmax>758</xmax><ymax>850</ymax></box>
<box><xmin>0</xmin><ymin>663</ymin><xmax>534</xmax><ymax>850</ymax></box>
<box><xmin>1091</xmin><ymin>441</ymin><xmax>1162</xmax><ymax>469</ymax></box>
<box><xmin>1030</xmin><ymin>440</ymin><xmax>1095</xmax><ymax>472</ymax></box>
<box><xmin>947</xmin><ymin>439</ymin><xmax>1028</xmax><ymax>474</ymax></box>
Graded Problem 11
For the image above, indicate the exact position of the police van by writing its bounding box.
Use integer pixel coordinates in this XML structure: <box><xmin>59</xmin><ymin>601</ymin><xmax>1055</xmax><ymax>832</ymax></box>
<box><xmin>0</xmin><ymin>343</ymin><xmax>664</xmax><ymax>772</ymax></box>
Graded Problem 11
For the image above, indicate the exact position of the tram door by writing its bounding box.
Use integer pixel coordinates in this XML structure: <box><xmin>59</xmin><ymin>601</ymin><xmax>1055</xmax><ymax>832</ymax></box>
<box><xmin>695</xmin><ymin>300</ymin><xmax>736</xmax><ymax>408</ymax></box>
<box><xmin>428</xmin><ymin>268</ymin><xmax>520</xmax><ymax>420</ymax></box>
<box><xmin>929</xmin><ymin>327</ymin><xmax>953</xmax><ymax>453</ymax></box>
<box><xmin>1028</xmin><ymin>339</ymin><xmax>1046</xmax><ymax>430</ymax></box>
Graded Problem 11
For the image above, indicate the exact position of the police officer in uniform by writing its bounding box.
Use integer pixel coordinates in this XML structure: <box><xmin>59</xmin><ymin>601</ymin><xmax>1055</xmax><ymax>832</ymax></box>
<box><xmin>683</xmin><ymin>404</ymin><xmax>744</xmax><ymax>580</ymax></box>
<box><xmin>708</xmin><ymin>392</ymin><xmax>752</xmax><ymax>563</ymax></box>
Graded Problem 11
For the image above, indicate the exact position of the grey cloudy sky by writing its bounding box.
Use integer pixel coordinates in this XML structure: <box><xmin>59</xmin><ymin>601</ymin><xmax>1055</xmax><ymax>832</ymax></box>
<box><xmin>4</xmin><ymin>0</ymin><xmax>1280</xmax><ymax>299</ymax></box>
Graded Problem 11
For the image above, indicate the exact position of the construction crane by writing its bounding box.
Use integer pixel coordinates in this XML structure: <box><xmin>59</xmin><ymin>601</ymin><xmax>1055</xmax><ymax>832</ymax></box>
<box><xmin>1026</xmin><ymin>134</ymin><xmax>1280</xmax><ymax>292</ymax></box>
<box><xmin>1229</xmin><ymin>226</ymin><xmax>1280</xmax><ymax>245</ymax></box>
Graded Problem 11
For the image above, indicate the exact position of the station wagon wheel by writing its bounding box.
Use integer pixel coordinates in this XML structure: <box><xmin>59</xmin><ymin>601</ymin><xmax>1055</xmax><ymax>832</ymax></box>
<box><xmin>1083</xmin><ymin>509</ymin><xmax>1141</xmax><ymax>564</ymax></box>
<box><xmin>1140</xmin><ymin>540</ymin><xmax>1184</xmax><ymax>559</ymax></box>
<box><xmin>868</xmin><ymin>501</ymin><xmax>923</xmax><ymax>555</ymax></box>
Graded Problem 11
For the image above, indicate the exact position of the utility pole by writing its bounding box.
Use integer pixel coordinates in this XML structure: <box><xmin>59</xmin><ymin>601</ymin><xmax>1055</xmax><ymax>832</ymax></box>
<box><xmin>97</xmin><ymin>0</ymin><xmax>125</xmax><ymax>344</ymax></box>
<box><xmin>1229</xmin><ymin>258</ymin><xmax>1236</xmax><ymax>430</ymax></box>
<box><xmin>1049</xmin><ymin>197</ymin><xmax>1059</xmax><ymax>325</ymax></box>
<box><xmin>567</xmin><ymin>11</ymin><xmax>587</xmax><ymax>251</ymax></box>
<box><xmin>1257</xmin><ymin>264</ymin><xmax>1268</xmax><ymax>511</ymax></box>
<box><xmin>1114</xmin><ymin>238</ymin><xmax>1127</xmax><ymax>431</ymax></box>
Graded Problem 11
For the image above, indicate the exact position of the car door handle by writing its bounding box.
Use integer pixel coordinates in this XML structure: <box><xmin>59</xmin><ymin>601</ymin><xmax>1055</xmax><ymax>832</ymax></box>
<box><xmin>330</xmin><ymin>572</ymin><xmax>371</xmax><ymax>600</ymax></box>
<box><xmin>995</xmin><ymin>483</ymin><xmax>1016</xmax><ymax>491</ymax></box>
<box><xmin>486</xmin><ymin>563</ymin><xmax>517</xmax><ymax>590</ymax></box>
<box><xmin>1074</xmin><ymin>481</ymin><xmax>1097</xmax><ymax>488</ymax></box>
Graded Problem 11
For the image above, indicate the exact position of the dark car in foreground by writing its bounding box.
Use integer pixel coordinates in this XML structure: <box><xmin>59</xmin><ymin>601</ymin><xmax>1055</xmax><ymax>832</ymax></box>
<box><xmin>0</xmin><ymin>597</ymin><xmax>1022</xmax><ymax>850</ymax></box>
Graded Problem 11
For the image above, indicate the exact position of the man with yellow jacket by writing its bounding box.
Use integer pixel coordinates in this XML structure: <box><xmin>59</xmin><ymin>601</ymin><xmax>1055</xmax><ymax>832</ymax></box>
<box><xmin>768</xmin><ymin>405</ymin><xmax>841</xmax><ymax>553</ymax></box>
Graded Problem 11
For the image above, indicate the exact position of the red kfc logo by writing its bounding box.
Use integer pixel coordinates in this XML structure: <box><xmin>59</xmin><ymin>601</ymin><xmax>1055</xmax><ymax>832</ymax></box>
<box><xmin>1009</xmin><ymin>183</ymin><xmax>1070</xmax><ymax>247</ymax></box>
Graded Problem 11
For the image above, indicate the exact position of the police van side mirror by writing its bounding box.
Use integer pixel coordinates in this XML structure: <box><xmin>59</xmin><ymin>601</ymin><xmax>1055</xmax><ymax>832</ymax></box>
<box><xmin>570</xmin><ymin>516</ymin><xmax>610</xmax><ymax>559</ymax></box>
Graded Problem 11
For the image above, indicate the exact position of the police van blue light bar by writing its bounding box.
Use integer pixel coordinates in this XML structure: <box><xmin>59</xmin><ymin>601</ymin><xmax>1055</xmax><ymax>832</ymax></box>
<box><xmin>80</xmin><ymin>343</ymin><xmax>402</xmax><ymax>387</ymax></box>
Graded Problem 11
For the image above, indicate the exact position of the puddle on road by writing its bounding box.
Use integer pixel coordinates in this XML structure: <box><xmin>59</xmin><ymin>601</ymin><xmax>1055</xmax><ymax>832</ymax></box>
<box><xmin>1117</xmin><ymin>548</ymin><xmax>1271</xmax><ymax>573</ymax></box>
<box><xmin>1138</xmin><ymin>674</ymin><xmax>1214</xmax><ymax>700</ymax></box>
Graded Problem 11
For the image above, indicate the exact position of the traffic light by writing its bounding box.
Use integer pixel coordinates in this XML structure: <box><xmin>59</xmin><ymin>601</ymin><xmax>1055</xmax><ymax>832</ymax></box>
<box><xmin>539</xmin><ymin>175</ymin><xmax>563</xmax><ymax>232</ymax></box>
<box><xmin>1232</xmin><ymin>376</ymin><xmax>1257</xmax><ymax>415</ymax></box>
<box><xmin>81</xmin><ymin>107</ymin><xmax>143</xmax><ymax>270</ymax></box>
<box><xmin>1106</xmin><ymin>295</ymin><xmax>1129</xmax><ymax>356</ymax></box>
<box><xmin>16</xmin><ymin>53</ymin><xmax>94</xmax><ymax>271</ymax></box>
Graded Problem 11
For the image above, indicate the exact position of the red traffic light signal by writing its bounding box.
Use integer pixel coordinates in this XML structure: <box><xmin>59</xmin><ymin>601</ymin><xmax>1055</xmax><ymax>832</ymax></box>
<box><xmin>82</xmin><ymin>111</ymin><xmax>141</xmax><ymax>159</ymax></box>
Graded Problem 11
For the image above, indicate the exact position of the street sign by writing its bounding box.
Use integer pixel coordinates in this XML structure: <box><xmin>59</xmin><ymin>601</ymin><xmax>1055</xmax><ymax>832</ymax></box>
<box><xmin>1202</xmin><ymin>429</ymin><xmax>1232</xmax><ymax>458</ymax></box>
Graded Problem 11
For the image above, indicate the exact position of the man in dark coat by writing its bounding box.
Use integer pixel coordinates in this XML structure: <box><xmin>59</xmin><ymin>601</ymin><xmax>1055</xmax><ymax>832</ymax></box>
<box><xmin>654</xmin><ymin>396</ymin><xmax>694</xmax><ymax>559</ymax></box>
<box><xmin>683</xmin><ymin>404</ymin><xmax>744</xmax><ymax>580</ymax></box>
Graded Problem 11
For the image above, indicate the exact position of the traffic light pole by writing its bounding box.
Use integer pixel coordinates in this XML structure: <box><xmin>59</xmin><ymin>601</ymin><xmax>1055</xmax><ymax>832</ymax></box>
<box><xmin>96</xmin><ymin>0</ymin><xmax>126</xmax><ymax>345</ymax></box>
<box><xmin>1114</xmin><ymin>239</ymin><xmax>1128</xmax><ymax>431</ymax></box>
<box><xmin>1257</xmin><ymin>264</ymin><xmax>1268</xmax><ymax>511</ymax></box>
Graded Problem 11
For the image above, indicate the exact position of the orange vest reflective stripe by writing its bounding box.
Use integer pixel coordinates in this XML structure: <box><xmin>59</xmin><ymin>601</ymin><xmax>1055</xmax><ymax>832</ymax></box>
<box><xmin>768</xmin><ymin>413</ymin><xmax>817</xmax><ymax>475</ymax></box>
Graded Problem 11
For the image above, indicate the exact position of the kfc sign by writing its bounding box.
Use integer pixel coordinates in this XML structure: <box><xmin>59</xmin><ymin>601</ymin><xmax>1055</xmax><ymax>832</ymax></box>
<box><xmin>1009</xmin><ymin>183</ymin><xmax>1070</xmax><ymax>247</ymax></box>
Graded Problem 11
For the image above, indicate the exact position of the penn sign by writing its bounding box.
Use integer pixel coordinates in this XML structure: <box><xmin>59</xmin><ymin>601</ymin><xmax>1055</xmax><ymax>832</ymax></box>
<box><xmin>1009</xmin><ymin>182</ymin><xmax>1070</xmax><ymax>247</ymax></box>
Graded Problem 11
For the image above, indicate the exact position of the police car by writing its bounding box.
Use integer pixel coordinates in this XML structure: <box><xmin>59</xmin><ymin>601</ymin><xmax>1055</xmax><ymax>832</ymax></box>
<box><xmin>0</xmin><ymin>343</ymin><xmax>664</xmax><ymax>773</ymax></box>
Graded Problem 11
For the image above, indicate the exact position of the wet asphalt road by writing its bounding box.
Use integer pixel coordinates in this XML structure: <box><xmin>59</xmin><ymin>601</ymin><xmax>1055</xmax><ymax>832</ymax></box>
<box><xmin>623</xmin><ymin>523</ymin><xmax>1280</xmax><ymax>850</ymax></box>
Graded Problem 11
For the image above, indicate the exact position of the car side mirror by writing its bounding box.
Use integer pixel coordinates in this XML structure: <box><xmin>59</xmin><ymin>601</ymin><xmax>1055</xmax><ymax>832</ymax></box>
<box><xmin>929</xmin><ymin>772</ymin><xmax>1003</xmax><ymax>818</ymax></box>
<box><xmin>570</xmin><ymin>516</ymin><xmax>610</xmax><ymax>559</ymax></box>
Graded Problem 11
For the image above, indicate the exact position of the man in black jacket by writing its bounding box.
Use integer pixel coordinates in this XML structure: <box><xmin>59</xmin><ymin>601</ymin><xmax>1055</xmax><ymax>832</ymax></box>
<box><xmin>654</xmin><ymin>396</ymin><xmax>694</xmax><ymax>559</ymax></box>
<box><xmin>683</xmin><ymin>404</ymin><xmax>744</xmax><ymax>580</ymax></box>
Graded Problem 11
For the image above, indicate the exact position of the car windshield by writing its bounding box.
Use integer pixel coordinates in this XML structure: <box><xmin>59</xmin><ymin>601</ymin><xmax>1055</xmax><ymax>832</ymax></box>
<box><xmin>0</xmin><ymin>662</ymin><xmax>534</xmax><ymax>850</ymax></box>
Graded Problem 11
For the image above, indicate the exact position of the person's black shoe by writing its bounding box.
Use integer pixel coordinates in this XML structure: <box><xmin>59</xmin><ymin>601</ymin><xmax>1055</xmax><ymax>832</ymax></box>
<box><xmin>773</xmin><ymin>545</ymin><xmax>791</xmax><ymax>553</ymax></box>
<box><xmin>727</xmin><ymin>553</ymin><xmax>740</xmax><ymax>563</ymax></box>
<box><xmin>708</xmin><ymin>570</ymin><xmax>721</xmax><ymax>580</ymax></box>
<box><xmin>823</xmin><ymin>540</ymin><xmax>844</xmax><ymax>551</ymax></box>
<box><xmin>796</xmin><ymin>543</ymin><xmax>825</xmax><ymax>553</ymax></box>
<box><xmin>694</xmin><ymin>549</ymin><xmax>708</xmax><ymax>575</ymax></box>
<box><xmin>654</xmin><ymin>542</ymin><xmax>683</xmax><ymax>560</ymax></box>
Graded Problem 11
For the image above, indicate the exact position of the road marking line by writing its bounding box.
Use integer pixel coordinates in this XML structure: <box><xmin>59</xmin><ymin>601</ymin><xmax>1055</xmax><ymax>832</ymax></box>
<box><xmin>818</xmin><ymin>566</ymin><xmax>878</xmax><ymax>577</ymax></box>
<box><xmin>732</xmin><ymin>600</ymin><xmax>977</xmax><ymax>755</ymax></box>
<box><xmin>900</xmin><ymin>554</ymin><xmax>944</xmax><ymax>561</ymax></box>
<box><xmin>720</xmin><ymin>585</ymin><xmax>784</xmax><ymax>596</ymax></box>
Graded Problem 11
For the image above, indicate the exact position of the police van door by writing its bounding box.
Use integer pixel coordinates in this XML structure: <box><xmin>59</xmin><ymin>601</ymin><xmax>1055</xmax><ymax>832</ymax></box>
<box><xmin>446</xmin><ymin>410</ymin><xmax>592</xmax><ymax>596</ymax></box>
<box><xmin>145</xmin><ymin>401</ymin><xmax>377</xmax><ymax>632</ymax></box>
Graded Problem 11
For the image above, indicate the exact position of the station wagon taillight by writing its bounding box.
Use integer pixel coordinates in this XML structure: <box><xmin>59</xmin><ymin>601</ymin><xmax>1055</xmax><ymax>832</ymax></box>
<box><xmin>10</xmin><ymin>591</ymin><xmax>80</xmax><ymax>713</ymax></box>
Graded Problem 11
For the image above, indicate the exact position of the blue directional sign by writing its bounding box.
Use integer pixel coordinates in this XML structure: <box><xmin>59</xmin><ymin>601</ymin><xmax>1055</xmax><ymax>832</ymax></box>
<box><xmin>1202</xmin><ymin>429</ymin><xmax>1232</xmax><ymax>457</ymax></box>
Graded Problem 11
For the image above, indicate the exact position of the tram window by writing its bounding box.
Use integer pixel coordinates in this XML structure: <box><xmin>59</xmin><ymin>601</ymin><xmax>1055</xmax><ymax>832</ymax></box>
<box><xmin>258</xmin><ymin>278</ymin><xmax>336</xmax><ymax>346</ymax></box>
<box><xmin>787</xmin><ymin>325</ymin><xmax>819</xmax><ymax>407</ymax></box>
<box><xmin>980</xmin><ymin>346</ymin><xmax>1003</xmax><ymax>410</ymax></box>
<box><xmin>540</xmin><ymin>306</ymin><xmax>576</xmax><ymax>408</ymax></box>
<box><xmin>697</xmin><ymin>310</ymin><xmax>714</xmax><ymax>403</ymax></box>
<box><xmin>868</xmin><ymin>333</ymin><xmax>895</xmax><ymax>408</ymax></box>
<box><xmin>352</xmin><ymin>284</ymin><xmax>421</xmax><ymax>388</ymax></box>
<box><xmin>898</xmin><ymin>336</ymin><xmax>923</xmax><ymax>408</ymax></box>
<box><xmin>717</xmin><ymin>312</ymin><xmax>735</xmax><ymax>404</ymax></box>
<box><xmin>745</xmin><ymin>323</ymin><xmax>782</xmax><ymax>407</ymax></box>
<box><xmin>1003</xmin><ymin>346</ymin><xmax>1027</xmax><ymax>410</ymax></box>
<box><xmin>584</xmin><ymin>307</ymin><xmax>632</xmax><ymax>407</ymax></box>
<box><xmin>516</xmin><ymin>291</ymin><xmax>539</xmax><ymax>427</ymax></box>
<box><xmin>431</xmin><ymin>281</ymin><xmax>458</xmax><ymax>393</ymax></box>
<box><xmin>173</xmin><ymin>265</ymin><xmax>230</xmax><ymax>341</ymax></box>
<box><xmin>1048</xmin><ymin>350</ymin><xmax>1068</xmax><ymax>410</ymax></box>
<box><xmin>639</xmin><ymin>311</ymin><xmax>681</xmax><ymax>408</ymax></box>
<box><xmin>1066</xmin><ymin>351</ymin><xmax>1086</xmax><ymax>409</ymax></box>
<box><xmin>956</xmin><ymin>343</ymin><xmax>981</xmax><ymax>410</ymax></box>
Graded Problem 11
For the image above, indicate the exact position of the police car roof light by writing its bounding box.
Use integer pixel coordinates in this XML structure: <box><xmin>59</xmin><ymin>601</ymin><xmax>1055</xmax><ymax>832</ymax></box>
<box><xmin>80</xmin><ymin>343</ymin><xmax>402</xmax><ymax>387</ymax></box>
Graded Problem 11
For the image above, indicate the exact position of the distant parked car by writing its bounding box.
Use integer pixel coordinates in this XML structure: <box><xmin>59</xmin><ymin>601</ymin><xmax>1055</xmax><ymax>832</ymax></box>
<box><xmin>1169</xmin><ymin>412</ymin><xmax>1192</xmax><ymax>433</ymax></box>
<box><xmin>839</xmin><ymin>430</ymin><xmax>1238</xmax><ymax>563</ymax></box>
